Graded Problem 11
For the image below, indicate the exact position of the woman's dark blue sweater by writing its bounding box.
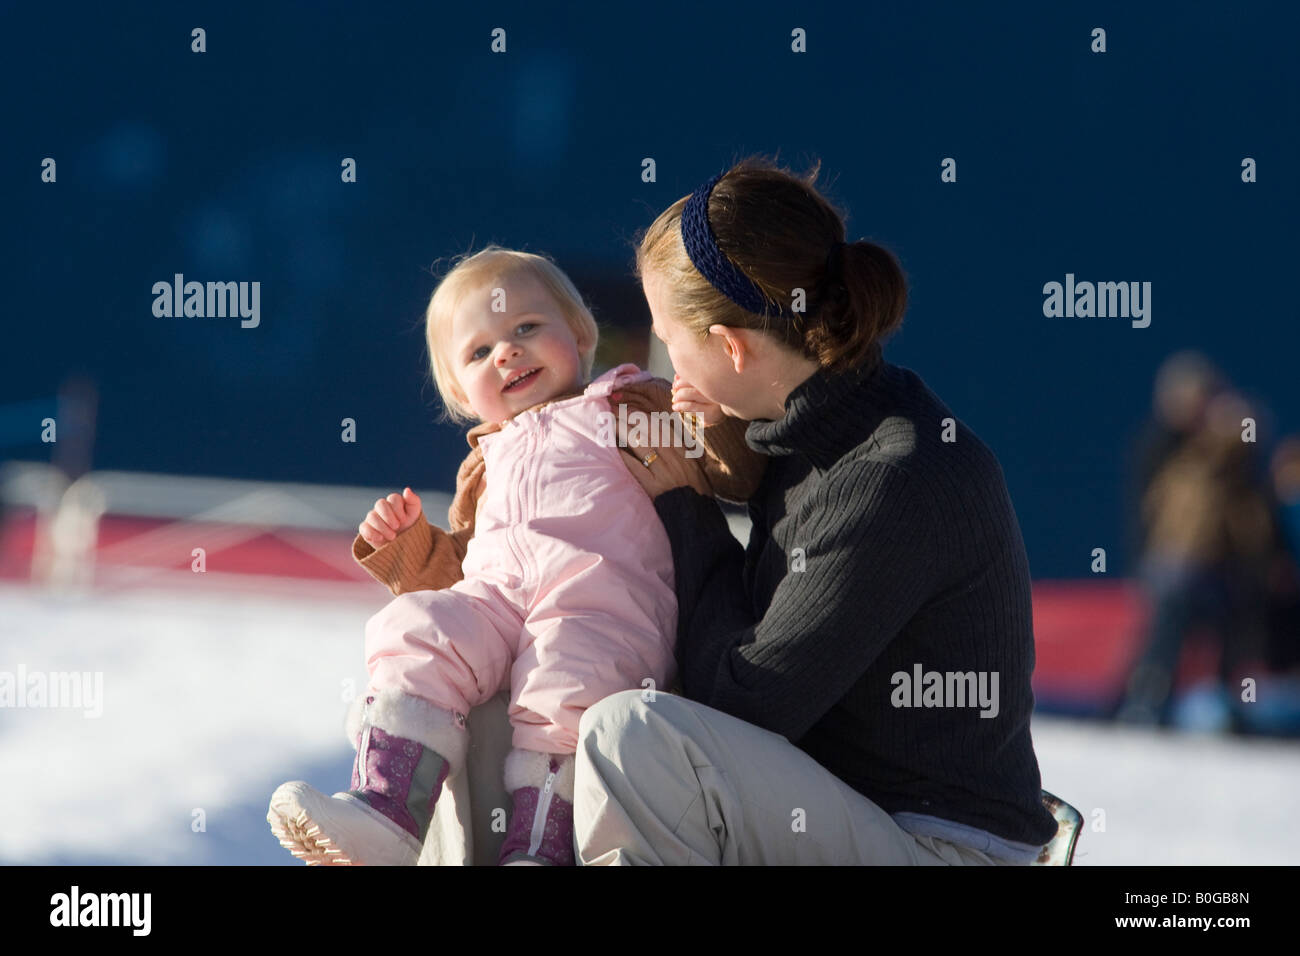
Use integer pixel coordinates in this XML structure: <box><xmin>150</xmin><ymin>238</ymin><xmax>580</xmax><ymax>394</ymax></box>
<box><xmin>652</xmin><ymin>351</ymin><xmax>1059</xmax><ymax>854</ymax></box>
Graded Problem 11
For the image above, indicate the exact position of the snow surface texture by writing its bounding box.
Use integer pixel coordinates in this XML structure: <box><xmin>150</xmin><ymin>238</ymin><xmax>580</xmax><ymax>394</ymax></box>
<box><xmin>1</xmin><ymin>579</ymin><xmax>1297</xmax><ymax>866</ymax></box>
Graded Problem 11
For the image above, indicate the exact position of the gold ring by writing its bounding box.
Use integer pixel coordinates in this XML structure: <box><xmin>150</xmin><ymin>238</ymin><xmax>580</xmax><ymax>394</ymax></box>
<box><xmin>641</xmin><ymin>451</ymin><xmax>659</xmax><ymax>468</ymax></box>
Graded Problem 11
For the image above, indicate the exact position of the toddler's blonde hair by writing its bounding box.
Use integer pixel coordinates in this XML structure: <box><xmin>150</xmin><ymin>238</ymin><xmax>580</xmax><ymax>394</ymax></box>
<box><xmin>426</xmin><ymin>245</ymin><xmax>599</xmax><ymax>424</ymax></box>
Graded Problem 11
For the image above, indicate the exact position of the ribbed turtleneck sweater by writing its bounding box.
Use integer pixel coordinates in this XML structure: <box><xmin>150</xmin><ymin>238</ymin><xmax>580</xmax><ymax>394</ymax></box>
<box><xmin>652</xmin><ymin>351</ymin><xmax>1059</xmax><ymax>852</ymax></box>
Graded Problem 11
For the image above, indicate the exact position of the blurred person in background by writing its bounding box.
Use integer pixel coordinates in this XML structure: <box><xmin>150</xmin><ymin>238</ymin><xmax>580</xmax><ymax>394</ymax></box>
<box><xmin>1264</xmin><ymin>438</ymin><xmax>1300</xmax><ymax>672</ymax></box>
<box><xmin>1126</xmin><ymin>352</ymin><xmax>1224</xmax><ymax>561</ymax></box>
<box><xmin>1117</xmin><ymin>390</ymin><xmax>1281</xmax><ymax>728</ymax></box>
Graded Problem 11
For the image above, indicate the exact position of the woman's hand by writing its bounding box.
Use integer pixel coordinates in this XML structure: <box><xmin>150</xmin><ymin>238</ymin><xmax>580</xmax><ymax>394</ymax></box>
<box><xmin>612</xmin><ymin>391</ymin><xmax>711</xmax><ymax>499</ymax></box>
<box><xmin>359</xmin><ymin>487</ymin><xmax>422</xmax><ymax>548</ymax></box>
<box><xmin>671</xmin><ymin>374</ymin><xmax>726</xmax><ymax>426</ymax></box>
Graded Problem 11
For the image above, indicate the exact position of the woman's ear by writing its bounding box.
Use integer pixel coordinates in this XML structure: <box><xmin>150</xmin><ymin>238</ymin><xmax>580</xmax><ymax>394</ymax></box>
<box><xmin>708</xmin><ymin>324</ymin><xmax>748</xmax><ymax>373</ymax></box>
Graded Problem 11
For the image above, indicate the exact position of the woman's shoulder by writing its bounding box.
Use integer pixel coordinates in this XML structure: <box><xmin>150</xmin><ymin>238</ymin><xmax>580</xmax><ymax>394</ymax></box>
<box><xmin>831</xmin><ymin>364</ymin><xmax>1008</xmax><ymax>493</ymax></box>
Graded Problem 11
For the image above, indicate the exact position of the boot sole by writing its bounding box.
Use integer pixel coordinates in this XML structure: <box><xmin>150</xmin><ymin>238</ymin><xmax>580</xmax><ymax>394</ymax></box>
<box><xmin>267</xmin><ymin>781</ymin><xmax>421</xmax><ymax>866</ymax></box>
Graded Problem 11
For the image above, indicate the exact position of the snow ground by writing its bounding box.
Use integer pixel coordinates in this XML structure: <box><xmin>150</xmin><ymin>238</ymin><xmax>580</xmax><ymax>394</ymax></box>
<box><xmin>1</xmin><ymin>579</ymin><xmax>1296</xmax><ymax>866</ymax></box>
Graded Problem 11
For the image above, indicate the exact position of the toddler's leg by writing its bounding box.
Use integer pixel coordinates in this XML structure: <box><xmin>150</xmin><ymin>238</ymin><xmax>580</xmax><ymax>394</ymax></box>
<box><xmin>269</xmin><ymin>583</ymin><xmax>518</xmax><ymax>865</ymax></box>
<box><xmin>494</xmin><ymin>600</ymin><xmax>668</xmax><ymax>866</ymax></box>
<box><xmin>341</xmin><ymin>690</ymin><xmax>466</xmax><ymax>845</ymax></box>
<box><xmin>364</xmin><ymin>582</ymin><xmax>518</xmax><ymax>716</ymax></box>
<box><xmin>268</xmin><ymin>689</ymin><xmax>466</xmax><ymax>866</ymax></box>
<box><xmin>498</xmin><ymin>748</ymin><xmax>577</xmax><ymax>866</ymax></box>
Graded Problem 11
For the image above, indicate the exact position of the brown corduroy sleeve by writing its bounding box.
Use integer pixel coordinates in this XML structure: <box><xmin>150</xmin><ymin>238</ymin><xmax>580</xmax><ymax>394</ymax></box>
<box><xmin>690</xmin><ymin>413</ymin><xmax>767</xmax><ymax>503</ymax></box>
<box><xmin>351</xmin><ymin>519</ymin><xmax>473</xmax><ymax>595</ymax></box>
<box><xmin>615</xmin><ymin>379</ymin><xmax>767</xmax><ymax>504</ymax></box>
<box><xmin>350</xmin><ymin>445</ymin><xmax>487</xmax><ymax>595</ymax></box>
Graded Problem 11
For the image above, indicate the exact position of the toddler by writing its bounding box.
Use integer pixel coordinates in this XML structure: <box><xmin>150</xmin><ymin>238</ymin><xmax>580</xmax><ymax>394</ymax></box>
<box><xmin>268</xmin><ymin>245</ymin><xmax>762</xmax><ymax>865</ymax></box>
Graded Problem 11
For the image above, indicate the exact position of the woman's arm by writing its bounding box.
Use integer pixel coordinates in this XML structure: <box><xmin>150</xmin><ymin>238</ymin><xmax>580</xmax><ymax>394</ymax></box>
<box><xmin>650</xmin><ymin>459</ymin><xmax>938</xmax><ymax>743</ymax></box>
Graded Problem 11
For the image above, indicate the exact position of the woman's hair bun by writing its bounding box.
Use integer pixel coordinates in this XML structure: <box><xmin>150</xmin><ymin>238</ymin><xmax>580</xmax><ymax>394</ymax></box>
<box><xmin>635</xmin><ymin>156</ymin><xmax>909</xmax><ymax>374</ymax></box>
<box><xmin>807</xmin><ymin>238</ymin><xmax>908</xmax><ymax>371</ymax></box>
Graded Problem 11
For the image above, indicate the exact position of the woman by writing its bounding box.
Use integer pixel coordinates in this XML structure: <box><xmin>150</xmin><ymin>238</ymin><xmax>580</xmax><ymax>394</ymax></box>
<box><xmin>571</xmin><ymin>157</ymin><xmax>1059</xmax><ymax>865</ymax></box>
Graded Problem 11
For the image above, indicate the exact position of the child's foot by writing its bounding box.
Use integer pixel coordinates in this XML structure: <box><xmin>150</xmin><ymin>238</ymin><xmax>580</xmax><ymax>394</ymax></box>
<box><xmin>268</xmin><ymin>690</ymin><xmax>465</xmax><ymax>865</ymax></box>
<box><xmin>268</xmin><ymin>780</ymin><xmax>423</xmax><ymax>866</ymax></box>
<box><xmin>499</xmin><ymin>749</ymin><xmax>577</xmax><ymax>866</ymax></box>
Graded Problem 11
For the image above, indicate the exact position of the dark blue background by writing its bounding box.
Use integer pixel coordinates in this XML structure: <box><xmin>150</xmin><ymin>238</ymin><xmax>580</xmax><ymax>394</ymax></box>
<box><xmin>4</xmin><ymin>1</ymin><xmax>1297</xmax><ymax>577</ymax></box>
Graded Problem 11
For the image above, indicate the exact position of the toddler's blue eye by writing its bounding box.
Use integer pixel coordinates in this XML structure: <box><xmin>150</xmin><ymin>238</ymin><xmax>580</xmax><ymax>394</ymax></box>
<box><xmin>516</xmin><ymin>322</ymin><xmax>536</xmax><ymax>335</ymax></box>
<box><xmin>471</xmin><ymin>346</ymin><xmax>490</xmax><ymax>361</ymax></box>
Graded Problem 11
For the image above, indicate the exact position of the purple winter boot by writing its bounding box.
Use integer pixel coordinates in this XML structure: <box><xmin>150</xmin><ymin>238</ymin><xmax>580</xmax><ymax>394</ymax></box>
<box><xmin>499</xmin><ymin>749</ymin><xmax>577</xmax><ymax>866</ymax></box>
<box><xmin>340</xmin><ymin>722</ymin><xmax>449</xmax><ymax>840</ymax></box>
<box><xmin>268</xmin><ymin>689</ymin><xmax>468</xmax><ymax>866</ymax></box>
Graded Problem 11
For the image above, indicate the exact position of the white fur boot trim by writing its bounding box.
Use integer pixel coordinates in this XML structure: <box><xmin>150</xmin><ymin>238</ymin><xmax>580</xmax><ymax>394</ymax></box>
<box><xmin>343</xmin><ymin>689</ymin><xmax>468</xmax><ymax>769</ymax></box>
<box><xmin>504</xmin><ymin>748</ymin><xmax>575</xmax><ymax>803</ymax></box>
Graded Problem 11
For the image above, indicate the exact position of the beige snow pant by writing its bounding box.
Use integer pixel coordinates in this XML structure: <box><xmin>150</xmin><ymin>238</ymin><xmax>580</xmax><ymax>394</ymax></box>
<box><xmin>419</xmin><ymin>689</ymin><xmax>1017</xmax><ymax>865</ymax></box>
<box><xmin>417</xmin><ymin>690</ymin><xmax>512</xmax><ymax>866</ymax></box>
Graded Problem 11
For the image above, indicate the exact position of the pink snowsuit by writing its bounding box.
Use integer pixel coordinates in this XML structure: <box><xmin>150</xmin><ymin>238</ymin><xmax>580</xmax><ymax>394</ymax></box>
<box><xmin>362</xmin><ymin>364</ymin><xmax>678</xmax><ymax>755</ymax></box>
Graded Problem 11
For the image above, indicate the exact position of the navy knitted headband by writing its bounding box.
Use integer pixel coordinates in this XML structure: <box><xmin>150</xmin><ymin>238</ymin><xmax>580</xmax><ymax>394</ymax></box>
<box><xmin>681</xmin><ymin>171</ymin><xmax>847</xmax><ymax>320</ymax></box>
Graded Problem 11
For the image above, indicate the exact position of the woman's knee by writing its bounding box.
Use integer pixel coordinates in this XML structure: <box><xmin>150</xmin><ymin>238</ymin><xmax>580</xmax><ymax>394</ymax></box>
<box><xmin>578</xmin><ymin>688</ymin><xmax>694</xmax><ymax>749</ymax></box>
<box><xmin>578</xmin><ymin>689</ymin><xmax>645</xmax><ymax>741</ymax></box>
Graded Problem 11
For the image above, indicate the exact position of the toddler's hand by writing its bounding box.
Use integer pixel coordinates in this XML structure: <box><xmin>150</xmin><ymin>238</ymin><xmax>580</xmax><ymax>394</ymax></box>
<box><xmin>671</xmin><ymin>374</ymin><xmax>727</xmax><ymax>426</ymax></box>
<box><xmin>360</xmin><ymin>487</ymin><xmax>422</xmax><ymax>549</ymax></box>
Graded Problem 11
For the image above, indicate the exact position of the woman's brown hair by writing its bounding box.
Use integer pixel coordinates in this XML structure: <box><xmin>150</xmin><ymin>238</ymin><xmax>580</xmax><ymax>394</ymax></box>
<box><xmin>635</xmin><ymin>156</ymin><xmax>908</xmax><ymax>373</ymax></box>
